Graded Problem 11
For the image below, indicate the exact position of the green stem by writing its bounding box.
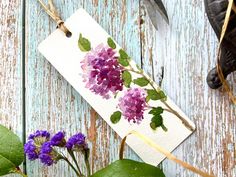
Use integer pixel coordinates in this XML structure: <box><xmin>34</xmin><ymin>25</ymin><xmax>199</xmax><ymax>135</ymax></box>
<box><xmin>162</xmin><ymin>101</ymin><xmax>194</xmax><ymax>131</ymax></box>
<box><xmin>68</xmin><ymin>150</ymin><xmax>82</xmax><ymax>175</ymax></box>
<box><xmin>128</xmin><ymin>65</ymin><xmax>195</xmax><ymax>131</ymax></box>
<box><xmin>84</xmin><ymin>155</ymin><xmax>91</xmax><ymax>176</ymax></box>
<box><xmin>63</xmin><ymin>157</ymin><xmax>81</xmax><ymax>177</ymax></box>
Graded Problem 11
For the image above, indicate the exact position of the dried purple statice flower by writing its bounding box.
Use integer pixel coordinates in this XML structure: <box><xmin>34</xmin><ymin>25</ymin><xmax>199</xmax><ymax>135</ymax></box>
<box><xmin>81</xmin><ymin>44</ymin><xmax>124</xmax><ymax>99</ymax></box>
<box><xmin>24</xmin><ymin>130</ymin><xmax>51</xmax><ymax>160</ymax></box>
<box><xmin>24</xmin><ymin>139</ymin><xmax>38</xmax><ymax>160</ymax></box>
<box><xmin>118</xmin><ymin>88</ymin><xmax>147</xmax><ymax>123</ymax></box>
<box><xmin>28</xmin><ymin>130</ymin><xmax>50</xmax><ymax>143</ymax></box>
<box><xmin>66</xmin><ymin>133</ymin><xmax>87</xmax><ymax>151</ymax></box>
<box><xmin>50</xmin><ymin>131</ymin><xmax>66</xmax><ymax>147</ymax></box>
<box><xmin>39</xmin><ymin>142</ymin><xmax>59</xmax><ymax>166</ymax></box>
<box><xmin>39</xmin><ymin>153</ymin><xmax>54</xmax><ymax>166</ymax></box>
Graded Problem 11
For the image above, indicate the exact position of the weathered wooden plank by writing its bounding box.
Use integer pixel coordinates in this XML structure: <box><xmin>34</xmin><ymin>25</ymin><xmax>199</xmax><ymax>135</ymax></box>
<box><xmin>140</xmin><ymin>0</ymin><xmax>235</xmax><ymax>176</ymax></box>
<box><xmin>0</xmin><ymin>0</ymin><xmax>23</xmax><ymax>152</ymax></box>
<box><xmin>0</xmin><ymin>1</ymin><xmax>24</xmax><ymax>176</ymax></box>
<box><xmin>25</xmin><ymin>0</ymin><xmax>140</xmax><ymax>176</ymax></box>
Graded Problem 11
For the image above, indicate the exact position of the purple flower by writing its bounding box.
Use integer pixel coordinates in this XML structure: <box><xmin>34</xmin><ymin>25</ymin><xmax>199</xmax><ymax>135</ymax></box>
<box><xmin>24</xmin><ymin>140</ymin><xmax>38</xmax><ymax>160</ymax></box>
<box><xmin>66</xmin><ymin>133</ymin><xmax>87</xmax><ymax>150</ymax></box>
<box><xmin>39</xmin><ymin>142</ymin><xmax>55</xmax><ymax>166</ymax></box>
<box><xmin>81</xmin><ymin>44</ymin><xmax>124</xmax><ymax>99</ymax></box>
<box><xmin>28</xmin><ymin>130</ymin><xmax>50</xmax><ymax>140</ymax></box>
<box><xmin>50</xmin><ymin>131</ymin><xmax>66</xmax><ymax>146</ymax></box>
<box><xmin>118</xmin><ymin>88</ymin><xmax>147</xmax><ymax>123</ymax></box>
<box><xmin>40</xmin><ymin>141</ymin><xmax>53</xmax><ymax>153</ymax></box>
<box><xmin>39</xmin><ymin>153</ymin><xmax>54</xmax><ymax>166</ymax></box>
<box><xmin>24</xmin><ymin>130</ymin><xmax>51</xmax><ymax>161</ymax></box>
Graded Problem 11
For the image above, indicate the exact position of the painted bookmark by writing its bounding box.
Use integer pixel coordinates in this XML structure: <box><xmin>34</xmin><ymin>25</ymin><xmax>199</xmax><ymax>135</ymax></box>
<box><xmin>38</xmin><ymin>8</ymin><xmax>195</xmax><ymax>166</ymax></box>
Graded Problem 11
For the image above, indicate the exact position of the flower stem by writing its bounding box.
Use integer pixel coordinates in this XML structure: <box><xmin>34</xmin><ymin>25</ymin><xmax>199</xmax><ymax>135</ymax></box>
<box><xmin>128</xmin><ymin>65</ymin><xmax>195</xmax><ymax>131</ymax></box>
<box><xmin>63</xmin><ymin>157</ymin><xmax>81</xmax><ymax>177</ymax></box>
<box><xmin>68</xmin><ymin>150</ymin><xmax>82</xmax><ymax>175</ymax></box>
<box><xmin>162</xmin><ymin>101</ymin><xmax>194</xmax><ymax>131</ymax></box>
<box><xmin>84</xmin><ymin>149</ymin><xmax>91</xmax><ymax>176</ymax></box>
<box><xmin>14</xmin><ymin>167</ymin><xmax>27</xmax><ymax>177</ymax></box>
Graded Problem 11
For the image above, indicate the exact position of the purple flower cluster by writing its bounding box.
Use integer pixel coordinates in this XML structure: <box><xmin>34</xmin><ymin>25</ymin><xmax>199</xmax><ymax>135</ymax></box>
<box><xmin>66</xmin><ymin>133</ymin><xmax>87</xmax><ymax>150</ymax></box>
<box><xmin>24</xmin><ymin>139</ymin><xmax>38</xmax><ymax>160</ymax></box>
<box><xmin>28</xmin><ymin>130</ymin><xmax>50</xmax><ymax>140</ymax></box>
<box><xmin>81</xmin><ymin>44</ymin><xmax>124</xmax><ymax>99</ymax></box>
<box><xmin>118</xmin><ymin>88</ymin><xmax>147</xmax><ymax>123</ymax></box>
<box><xmin>24</xmin><ymin>130</ymin><xmax>51</xmax><ymax>161</ymax></box>
<box><xmin>24</xmin><ymin>131</ymin><xmax>65</xmax><ymax>166</ymax></box>
<box><xmin>24</xmin><ymin>130</ymin><xmax>87</xmax><ymax>166</ymax></box>
<box><xmin>50</xmin><ymin>131</ymin><xmax>66</xmax><ymax>146</ymax></box>
<box><xmin>39</xmin><ymin>142</ymin><xmax>54</xmax><ymax>166</ymax></box>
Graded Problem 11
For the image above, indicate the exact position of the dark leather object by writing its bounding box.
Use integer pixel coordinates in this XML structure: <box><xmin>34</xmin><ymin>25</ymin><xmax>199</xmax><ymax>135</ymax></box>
<box><xmin>204</xmin><ymin>0</ymin><xmax>236</xmax><ymax>89</ymax></box>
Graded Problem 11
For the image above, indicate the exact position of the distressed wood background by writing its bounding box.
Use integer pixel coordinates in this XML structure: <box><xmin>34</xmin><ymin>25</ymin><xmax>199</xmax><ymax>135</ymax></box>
<box><xmin>0</xmin><ymin>0</ymin><xmax>235</xmax><ymax>176</ymax></box>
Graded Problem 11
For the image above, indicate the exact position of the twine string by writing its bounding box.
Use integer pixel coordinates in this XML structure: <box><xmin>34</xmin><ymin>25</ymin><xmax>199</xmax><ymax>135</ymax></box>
<box><xmin>119</xmin><ymin>130</ymin><xmax>215</xmax><ymax>177</ymax></box>
<box><xmin>37</xmin><ymin>0</ymin><xmax>72</xmax><ymax>37</ymax></box>
<box><xmin>216</xmin><ymin>0</ymin><xmax>236</xmax><ymax>104</ymax></box>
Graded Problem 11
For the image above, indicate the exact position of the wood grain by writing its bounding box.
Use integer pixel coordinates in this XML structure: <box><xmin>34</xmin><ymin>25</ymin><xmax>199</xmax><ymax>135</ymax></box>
<box><xmin>0</xmin><ymin>0</ymin><xmax>23</xmax><ymax>148</ymax></box>
<box><xmin>140</xmin><ymin>0</ymin><xmax>236</xmax><ymax>176</ymax></box>
<box><xmin>1</xmin><ymin>0</ymin><xmax>235</xmax><ymax>176</ymax></box>
<box><xmin>0</xmin><ymin>1</ymin><xmax>24</xmax><ymax>176</ymax></box>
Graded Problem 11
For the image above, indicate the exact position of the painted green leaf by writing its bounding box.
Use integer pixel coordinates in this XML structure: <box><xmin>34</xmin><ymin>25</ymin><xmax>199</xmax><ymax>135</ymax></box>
<box><xmin>118</xmin><ymin>49</ymin><xmax>130</xmax><ymax>66</ymax></box>
<box><xmin>0</xmin><ymin>125</ymin><xmax>24</xmax><ymax>176</ymax></box>
<box><xmin>119</xmin><ymin>49</ymin><xmax>129</xmax><ymax>59</ymax></box>
<box><xmin>151</xmin><ymin>115</ymin><xmax>163</xmax><ymax>127</ymax></box>
<box><xmin>118</xmin><ymin>58</ymin><xmax>129</xmax><ymax>66</ymax></box>
<box><xmin>78</xmin><ymin>33</ymin><xmax>91</xmax><ymax>52</ymax></box>
<box><xmin>150</xmin><ymin>122</ymin><xmax>158</xmax><ymax>130</ymax></box>
<box><xmin>133</xmin><ymin>77</ymin><xmax>149</xmax><ymax>87</ymax></box>
<box><xmin>107</xmin><ymin>37</ymin><xmax>116</xmax><ymax>49</ymax></box>
<box><xmin>146</xmin><ymin>95</ymin><xmax>151</xmax><ymax>102</ymax></box>
<box><xmin>149</xmin><ymin>107</ymin><xmax>164</xmax><ymax>115</ymax></box>
<box><xmin>91</xmin><ymin>159</ymin><xmax>165</xmax><ymax>177</ymax></box>
<box><xmin>147</xmin><ymin>89</ymin><xmax>167</xmax><ymax>101</ymax></box>
<box><xmin>122</xmin><ymin>71</ymin><xmax>132</xmax><ymax>88</ymax></box>
<box><xmin>150</xmin><ymin>115</ymin><xmax>167</xmax><ymax>131</ymax></box>
<box><xmin>110</xmin><ymin>111</ymin><xmax>122</xmax><ymax>124</ymax></box>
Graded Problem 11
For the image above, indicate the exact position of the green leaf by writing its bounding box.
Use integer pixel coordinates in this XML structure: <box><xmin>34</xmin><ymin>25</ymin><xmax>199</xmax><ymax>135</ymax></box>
<box><xmin>110</xmin><ymin>111</ymin><xmax>122</xmax><ymax>124</ymax></box>
<box><xmin>150</xmin><ymin>115</ymin><xmax>168</xmax><ymax>131</ymax></box>
<box><xmin>150</xmin><ymin>122</ymin><xmax>157</xmax><ymax>130</ymax></box>
<box><xmin>149</xmin><ymin>107</ymin><xmax>164</xmax><ymax>115</ymax></box>
<box><xmin>91</xmin><ymin>159</ymin><xmax>165</xmax><ymax>177</ymax></box>
<box><xmin>118</xmin><ymin>49</ymin><xmax>130</xmax><ymax>66</ymax></box>
<box><xmin>0</xmin><ymin>125</ymin><xmax>24</xmax><ymax>176</ymax></box>
<box><xmin>133</xmin><ymin>77</ymin><xmax>149</xmax><ymax>87</ymax></box>
<box><xmin>107</xmin><ymin>37</ymin><xmax>116</xmax><ymax>49</ymax></box>
<box><xmin>122</xmin><ymin>71</ymin><xmax>132</xmax><ymax>88</ymax></box>
<box><xmin>78</xmin><ymin>33</ymin><xmax>91</xmax><ymax>52</ymax></box>
<box><xmin>118</xmin><ymin>58</ymin><xmax>129</xmax><ymax>66</ymax></box>
<box><xmin>147</xmin><ymin>89</ymin><xmax>167</xmax><ymax>101</ymax></box>
<box><xmin>151</xmin><ymin>115</ymin><xmax>163</xmax><ymax>127</ymax></box>
<box><xmin>119</xmin><ymin>49</ymin><xmax>129</xmax><ymax>59</ymax></box>
<box><xmin>146</xmin><ymin>95</ymin><xmax>151</xmax><ymax>102</ymax></box>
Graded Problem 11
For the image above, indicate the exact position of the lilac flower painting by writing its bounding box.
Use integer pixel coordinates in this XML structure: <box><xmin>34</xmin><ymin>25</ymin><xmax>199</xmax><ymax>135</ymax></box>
<box><xmin>118</xmin><ymin>88</ymin><xmax>147</xmax><ymax>124</ymax></box>
<box><xmin>78</xmin><ymin>34</ymin><xmax>195</xmax><ymax>132</ymax></box>
<box><xmin>81</xmin><ymin>44</ymin><xmax>124</xmax><ymax>99</ymax></box>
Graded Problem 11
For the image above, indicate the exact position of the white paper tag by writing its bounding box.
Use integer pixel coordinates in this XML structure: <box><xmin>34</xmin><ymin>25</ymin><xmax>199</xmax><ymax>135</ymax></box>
<box><xmin>38</xmin><ymin>8</ymin><xmax>195</xmax><ymax>166</ymax></box>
